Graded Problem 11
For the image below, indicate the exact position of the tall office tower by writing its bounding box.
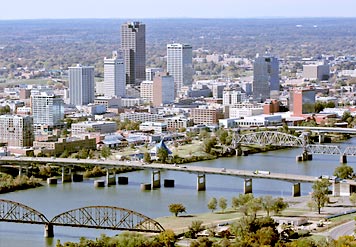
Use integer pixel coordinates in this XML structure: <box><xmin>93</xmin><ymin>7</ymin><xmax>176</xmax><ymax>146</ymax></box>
<box><xmin>167</xmin><ymin>43</ymin><xmax>193</xmax><ymax>96</ymax></box>
<box><xmin>152</xmin><ymin>72</ymin><xmax>175</xmax><ymax>107</ymax></box>
<box><xmin>104</xmin><ymin>51</ymin><xmax>126</xmax><ymax>97</ymax></box>
<box><xmin>0</xmin><ymin>115</ymin><xmax>33</xmax><ymax>147</ymax></box>
<box><xmin>121</xmin><ymin>21</ymin><xmax>146</xmax><ymax>84</ymax></box>
<box><xmin>252</xmin><ymin>53</ymin><xmax>279</xmax><ymax>102</ymax></box>
<box><xmin>31</xmin><ymin>92</ymin><xmax>64</xmax><ymax>128</ymax></box>
<box><xmin>69</xmin><ymin>64</ymin><xmax>95</xmax><ymax>106</ymax></box>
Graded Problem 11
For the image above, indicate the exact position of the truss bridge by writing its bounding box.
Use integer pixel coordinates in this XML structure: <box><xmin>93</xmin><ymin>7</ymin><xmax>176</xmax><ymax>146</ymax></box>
<box><xmin>0</xmin><ymin>199</ymin><xmax>164</xmax><ymax>237</ymax></box>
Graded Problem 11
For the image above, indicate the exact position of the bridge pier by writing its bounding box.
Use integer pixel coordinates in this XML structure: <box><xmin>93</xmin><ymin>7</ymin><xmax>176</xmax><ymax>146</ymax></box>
<box><xmin>106</xmin><ymin>169</ymin><xmax>116</xmax><ymax>186</ymax></box>
<box><xmin>296</xmin><ymin>151</ymin><xmax>312</xmax><ymax>162</ymax></box>
<box><xmin>244</xmin><ymin>178</ymin><xmax>252</xmax><ymax>194</ymax></box>
<box><xmin>340</xmin><ymin>154</ymin><xmax>347</xmax><ymax>164</ymax></box>
<box><xmin>292</xmin><ymin>183</ymin><xmax>301</xmax><ymax>197</ymax></box>
<box><xmin>197</xmin><ymin>174</ymin><xmax>206</xmax><ymax>191</ymax></box>
<box><xmin>318</xmin><ymin>133</ymin><xmax>325</xmax><ymax>144</ymax></box>
<box><xmin>151</xmin><ymin>170</ymin><xmax>161</xmax><ymax>189</ymax></box>
<box><xmin>44</xmin><ymin>223</ymin><xmax>54</xmax><ymax>238</ymax></box>
<box><xmin>62</xmin><ymin>167</ymin><xmax>72</xmax><ymax>183</ymax></box>
<box><xmin>235</xmin><ymin>148</ymin><xmax>242</xmax><ymax>156</ymax></box>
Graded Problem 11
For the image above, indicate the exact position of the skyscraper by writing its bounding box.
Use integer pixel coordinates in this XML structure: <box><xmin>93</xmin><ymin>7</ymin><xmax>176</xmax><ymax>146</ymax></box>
<box><xmin>167</xmin><ymin>43</ymin><xmax>193</xmax><ymax>97</ymax></box>
<box><xmin>121</xmin><ymin>21</ymin><xmax>146</xmax><ymax>84</ymax></box>
<box><xmin>31</xmin><ymin>92</ymin><xmax>64</xmax><ymax>127</ymax></box>
<box><xmin>69</xmin><ymin>65</ymin><xmax>95</xmax><ymax>106</ymax></box>
<box><xmin>0</xmin><ymin>115</ymin><xmax>33</xmax><ymax>147</ymax></box>
<box><xmin>153</xmin><ymin>72</ymin><xmax>175</xmax><ymax>107</ymax></box>
<box><xmin>252</xmin><ymin>53</ymin><xmax>279</xmax><ymax>102</ymax></box>
<box><xmin>104</xmin><ymin>51</ymin><xmax>126</xmax><ymax>97</ymax></box>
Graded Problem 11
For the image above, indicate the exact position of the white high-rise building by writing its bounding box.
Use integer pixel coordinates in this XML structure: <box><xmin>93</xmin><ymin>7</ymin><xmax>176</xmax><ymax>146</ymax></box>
<box><xmin>140</xmin><ymin>80</ymin><xmax>153</xmax><ymax>103</ymax></box>
<box><xmin>146</xmin><ymin>68</ymin><xmax>163</xmax><ymax>81</ymax></box>
<box><xmin>167</xmin><ymin>43</ymin><xmax>193</xmax><ymax>96</ymax></box>
<box><xmin>69</xmin><ymin>64</ymin><xmax>95</xmax><ymax>106</ymax></box>
<box><xmin>31</xmin><ymin>92</ymin><xmax>64</xmax><ymax>127</ymax></box>
<box><xmin>104</xmin><ymin>51</ymin><xmax>126</xmax><ymax>98</ymax></box>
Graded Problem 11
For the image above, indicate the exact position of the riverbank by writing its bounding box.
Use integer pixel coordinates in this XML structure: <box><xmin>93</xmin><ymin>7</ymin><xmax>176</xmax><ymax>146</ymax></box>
<box><xmin>0</xmin><ymin>173</ymin><xmax>42</xmax><ymax>194</ymax></box>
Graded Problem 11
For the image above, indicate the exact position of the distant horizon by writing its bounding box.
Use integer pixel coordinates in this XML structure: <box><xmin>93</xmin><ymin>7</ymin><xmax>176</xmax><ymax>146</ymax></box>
<box><xmin>1</xmin><ymin>0</ymin><xmax>355</xmax><ymax>20</ymax></box>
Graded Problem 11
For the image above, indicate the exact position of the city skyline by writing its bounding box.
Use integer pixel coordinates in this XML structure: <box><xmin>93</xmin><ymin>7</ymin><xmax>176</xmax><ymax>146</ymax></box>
<box><xmin>1</xmin><ymin>0</ymin><xmax>356</xmax><ymax>20</ymax></box>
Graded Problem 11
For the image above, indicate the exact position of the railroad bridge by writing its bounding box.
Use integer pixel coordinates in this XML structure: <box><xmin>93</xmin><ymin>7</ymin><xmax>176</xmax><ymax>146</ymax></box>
<box><xmin>0</xmin><ymin>199</ymin><xmax>164</xmax><ymax>237</ymax></box>
<box><xmin>234</xmin><ymin>131</ymin><xmax>356</xmax><ymax>163</ymax></box>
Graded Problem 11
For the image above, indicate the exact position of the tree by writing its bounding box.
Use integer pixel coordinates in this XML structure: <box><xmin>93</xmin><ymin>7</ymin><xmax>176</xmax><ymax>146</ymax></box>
<box><xmin>143</xmin><ymin>152</ymin><xmax>151</xmax><ymax>163</ymax></box>
<box><xmin>334</xmin><ymin>164</ymin><xmax>354</xmax><ymax>179</ymax></box>
<box><xmin>188</xmin><ymin>220</ymin><xmax>205</xmax><ymax>239</ymax></box>
<box><xmin>157</xmin><ymin>148</ymin><xmax>168</xmax><ymax>163</ymax></box>
<box><xmin>261</xmin><ymin>195</ymin><xmax>274</xmax><ymax>217</ymax></box>
<box><xmin>350</xmin><ymin>193</ymin><xmax>356</xmax><ymax>206</ymax></box>
<box><xmin>207</xmin><ymin>197</ymin><xmax>217</xmax><ymax>212</ymax></box>
<box><xmin>101</xmin><ymin>146</ymin><xmax>111</xmax><ymax>159</ymax></box>
<box><xmin>168</xmin><ymin>203</ymin><xmax>186</xmax><ymax>217</ymax></box>
<box><xmin>272</xmin><ymin>197</ymin><xmax>289</xmax><ymax>215</ymax></box>
<box><xmin>157</xmin><ymin>229</ymin><xmax>176</xmax><ymax>247</ymax></box>
<box><xmin>218</xmin><ymin>197</ymin><xmax>227</xmax><ymax>212</ymax></box>
<box><xmin>202</xmin><ymin>137</ymin><xmax>217</xmax><ymax>154</ymax></box>
<box><xmin>312</xmin><ymin>178</ymin><xmax>331</xmax><ymax>214</ymax></box>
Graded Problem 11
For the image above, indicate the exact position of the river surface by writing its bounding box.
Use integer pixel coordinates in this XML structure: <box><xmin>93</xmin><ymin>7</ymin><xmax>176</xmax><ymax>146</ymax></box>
<box><xmin>1</xmin><ymin>138</ymin><xmax>356</xmax><ymax>246</ymax></box>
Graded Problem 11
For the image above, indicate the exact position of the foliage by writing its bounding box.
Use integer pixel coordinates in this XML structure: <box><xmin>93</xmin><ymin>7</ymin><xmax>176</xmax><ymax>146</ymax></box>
<box><xmin>156</xmin><ymin>229</ymin><xmax>176</xmax><ymax>247</ymax></box>
<box><xmin>188</xmin><ymin>220</ymin><xmax>205</xmax><ymax>239</ymax></box>
<box><xmin>143</xmin><ymin>152</ymin><xmax>151</xmax><ymax>163</ymax></box>
<box><xmin>100</xmin><ymin>146</ymin><xmax>111</xmax><ymax>159</ymax></box>
<box><xmin>312</xmin><ymin>178</ymin><xmax>331</xmax><ymax>214</ymax></box>
<box><xmin>59</xmin><ymin>149</ymin><xmax>70</xmax><ymax>158</ymax></box>
<box><xmin>190</xmin><ymin>237</ymin><xmax>213</xmax><ymax>247</ymax></box>
<box><xmin>231</xmin><ymin>194</ymin><xmax>261</xmax><ymax>218</ymax></box>
<box><xmin>207</xmin><ymin>197</ymin><xmax>217</xmax><ymax>212</ymax></box>
<box><xmin>350</xmin><ymin>193</ymin><xmax>356</xmax><ymax>206</ymax></box>
<box><xmin>218</xmin><ymin>197</ymin><xmax>227</xmax><ymax>212</ymax></box>
<box><xmin>83</xmin><ymin>166</ymin><xmax>106</xmax><ymax>178</ymax></box>
<box><xmin>202</xmin><ymin>137</ymin><xmax>217</xmax><ymax>154</ymax></box>
<box><xmin>168</xmin><ymin>203</ymin><xmax>186</xmax><ymax>217</ymax></box>
<box><xmin>116</xmin><ymin>118</ymin><xmax>140</xmax><ymax>131</ymax></box>
<box><xmin>0</xmin><ymin>105</ymin><xmax>11</xmax><ymax>115</ymax></box>
<box><xmin>0</xmin><ymin>174</ymin><xmax>42</xmax><ymax>194</ymax></box>
<box><xmin>77</xmin><ymin>148</ymin><xmax>89</xmax><ymax>159</ymax></box>
<box><xmin>157</xmin><ymin>148</ymin><xmax>169</xmax><ymax>163</ymax></box>
<box><xmin>333</xmin><ymin>164</ymin><xmax>354</xmax><ymax>179</ymax></box>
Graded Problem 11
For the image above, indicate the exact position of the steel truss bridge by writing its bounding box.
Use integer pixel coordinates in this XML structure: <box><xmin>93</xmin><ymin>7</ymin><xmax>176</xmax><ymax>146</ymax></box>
<box><xmin>235</xmin><ymin>131</ymin><xmax>356</xmax><ymax>156</ymax></box>
<box><xmin>0</xmin><ymin>199</ymin><xmax>164</xmax><ymax>237</ymax></box>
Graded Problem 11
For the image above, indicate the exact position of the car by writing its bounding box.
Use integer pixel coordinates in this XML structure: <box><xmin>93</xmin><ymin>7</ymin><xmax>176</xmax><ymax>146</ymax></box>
<box><xmin>221</xmin><ymin>168</ymin><xmax>226</xmax><ymax>172</ymax></box>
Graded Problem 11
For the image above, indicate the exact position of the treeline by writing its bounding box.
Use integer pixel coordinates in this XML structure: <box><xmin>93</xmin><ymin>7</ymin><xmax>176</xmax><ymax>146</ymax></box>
<box><xmin>0</xmin><ymin>173</ymin><xmax>42</xmax><ymax>193</ymax></box>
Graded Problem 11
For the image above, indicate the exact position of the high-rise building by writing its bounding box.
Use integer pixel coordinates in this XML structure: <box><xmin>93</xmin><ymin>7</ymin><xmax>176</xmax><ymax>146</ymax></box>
<box><xmin>302</xmin><ymin>61</ymin><xmax>330</xmax><ymax>81</ymax></box>
<box><xmin>0</xmin><ymin>115</ymin><xmax>33</xmax><ymax>147</ymax></box>
<box><xmin>121</xmin><ymin>21</ymin><xmax>146</xmax><ymax>84</ymax></box>
<box><xmin>69</xmin><ymin>64</ymin><xmax>95</xmax><ymax>106</ymax></box>
<box><xmin>167</xmin><ymin>43</ymin><xmax>193</xmax><ymax>96</ymax></box>
<box><xmin>146</xmin><ymin>68</ymin><xmax>163</xmax><ymax>81</ymax></box>
<box><xmin>31</xmin><ymin>92</ymin><xmax>64</xmax><ymax>127</ymax></box>
<box><xmin>252</xmin><ymin>53</ymin><xmax>279</xmax><ymax>102</ymax></box>
<box><xmin>291</xmin><ymin>88</ymin><xmax>316</xmax><ymax>116</ymax></box>
<box><xmin>104</xmin><ymin>51</ymin><xmax>126</xmax><ymax>97</ymax></box>
<box><xmin>222</xmin><ymin>86</ymin><xmax>246</xmax><ymax>106</ymax></box>
<box><xmin>152</xmin><ymin>72</ymin><xmax>175</xmax><ymax>107</ymax></box>
<box><xmin>140</xmin><ymin>80</ymin><xmax>153</xmax><ymax>103</ymax></box>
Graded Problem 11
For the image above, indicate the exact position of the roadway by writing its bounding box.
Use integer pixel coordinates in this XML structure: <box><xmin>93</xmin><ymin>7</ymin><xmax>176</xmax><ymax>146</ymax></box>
<box><xmin>0</xmin><ymin>156</ymin><xmax>318</xmax><ymax>183</ymax></box>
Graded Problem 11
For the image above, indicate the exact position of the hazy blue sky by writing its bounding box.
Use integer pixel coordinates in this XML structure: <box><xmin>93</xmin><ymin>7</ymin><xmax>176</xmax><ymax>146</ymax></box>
<box><xmin>1</xmin><ymin>0</ymin><xmax>355</xmax><ymax>20</ymax></box>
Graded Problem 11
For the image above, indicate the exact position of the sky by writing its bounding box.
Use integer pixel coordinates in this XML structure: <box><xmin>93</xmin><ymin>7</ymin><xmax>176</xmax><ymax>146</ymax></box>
<box><xmin>1</xmin><ymin>0</ymin><xmax>355</xmax><ymax>20</ymax></box>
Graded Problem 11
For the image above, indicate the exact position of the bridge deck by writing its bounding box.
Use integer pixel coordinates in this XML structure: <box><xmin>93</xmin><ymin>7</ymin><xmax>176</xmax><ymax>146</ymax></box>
<box><xmin>0</xmin><ymin>157</ymin><xmax>317</xmax><ymax>183</ymax></box>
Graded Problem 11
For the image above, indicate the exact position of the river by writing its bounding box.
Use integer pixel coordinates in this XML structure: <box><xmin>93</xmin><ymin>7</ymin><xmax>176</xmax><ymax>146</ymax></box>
<box><xmin>1</xmin><ymin>138</ymin><xmax>356</xmax><ymax>246</ymax></box>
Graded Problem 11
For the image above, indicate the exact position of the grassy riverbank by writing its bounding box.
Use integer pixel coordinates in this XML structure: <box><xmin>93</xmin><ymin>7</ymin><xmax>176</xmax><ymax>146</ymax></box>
<box><xmin>0</xmin><ymin>173</ymin><xmax>42</xmax><ymax>194</ymax></box>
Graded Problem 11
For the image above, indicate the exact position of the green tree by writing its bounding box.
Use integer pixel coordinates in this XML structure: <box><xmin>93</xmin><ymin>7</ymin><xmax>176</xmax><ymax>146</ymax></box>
<box><xmin>143</xmin><ymin>152</ymin><xmax>151</xmax><ymax>163</ymax></box>
<box><xmin>157</xmin><ymin>147</ymin><xmax>169</xmax><ymax>163</ymax></box>
<box><xmin>218</xmin><ymin>197</ymin><xmax>227</xmax><ymax>212</ymax></box>
<box><xmin>101</xmin><ymin>146</ymin><xmax>111</xmax><ymax>159</ymax></box>
<box><xmin>216</xmin><ymin>128</ymin><xmax>229</xmax><ymax>145</ymax></box>
<box><xmin>188</xmin><ymin>220</ymin><xmax>205</xmax><ymax>239</ymax></box>
<box><xmin>168</xmin><ymin>203</ymin><xmax>186</xmax><ymax>217</ymax></box>
<box><xmin>59</xmin><ymin>150</ymin><xmax>69</xmax><ymax>158</ymax></box>
<box><xmin>157</xmin><ymin>229</ymin><xmax>176</xmax><ymax>247</ymax></box>
<box><xmin>350</xmin><ymin>193</ymin><xmax>356</xmax><ymax>206</ymax></box>
<box><xmin>272</xmin><ymin>197</ymin><xmax>289</xmax><ymax>215</ymax></box>
<box><xmin>334</xmin><ymin>164</ymin><xmax>354</xmax><ymax>179</ymax></box>
<box><xmin>202</xmin><ymin>137</ymin><xmax>217</xmax><ymax>154</ymax></box>
<box><xmin>312</xmin><ymin>178</ymin><xmax>331</xmax><ymax>214</ymax></box>
<box><xmin>207</xmin><ymin>197</ymin><xmax>217</xmax><ymax>212</ymax></box>
<box><xmin>78</xmin><ymin>148</ymin><xmax>89</xmax><ymax>159</ymax></box>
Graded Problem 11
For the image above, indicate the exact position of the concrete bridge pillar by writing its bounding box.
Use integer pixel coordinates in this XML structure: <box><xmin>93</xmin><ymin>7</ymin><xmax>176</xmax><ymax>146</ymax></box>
<box><xmin>18</xmin><ymin>167</ymin><xmax>22</xmax><ymax>177</ymax></box>
<box><xmin>244</xmin><ymin>178</ymin><xmax>252</xmax><ymax>194</ymax></box>
<box><xmin>236</xmin><ymin>148</ymin><xmax>242</xmax><ymax>156</ymax></box>
<box><xmin>318</xmin><ymin>133</ymin><xmax>325</xmax><ymax>144</ymax></box>
<box><xmin>296</xmin><ymin>151</ymin><xmax>312</xmax><ymax>162</ymax></box>
<box><xmin>61</xmin><ymin>166</ymin><xmax>72</xmax><ymax>183</ymax></box>
<box><xmin>106</xmin><ymin>169</ymin><xmax>116</xmax><ymax>186</ymax></box>
<box><xmin>197</xmin><ymin>174</ymin><xmax>206</xmax><ymax>191</ymax></box>
<box><xmin>340</xmin><ymin>154</ymin><xmax>347</xmax><ymax>164</ymax></box>
<box><xmin>292</xmin><ymin>183</ymin><xmax>301</xmax><ymax>197</ymax></box>
<box><xmin>151</xmin><ymin>170</ymin><xmax>161</xmax><ymax>189</ymax></box>
<box><xmin>44</xmin><ymin>223</ymin><xmax>54</xmax><ymax>238</ymax></box>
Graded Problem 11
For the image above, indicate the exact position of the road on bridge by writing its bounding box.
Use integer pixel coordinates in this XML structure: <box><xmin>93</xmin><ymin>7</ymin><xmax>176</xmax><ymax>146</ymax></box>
<box><xmin>0</xmin><ymin>156</ymin><xmax>317</xmax><ymax>183</ymax></box>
